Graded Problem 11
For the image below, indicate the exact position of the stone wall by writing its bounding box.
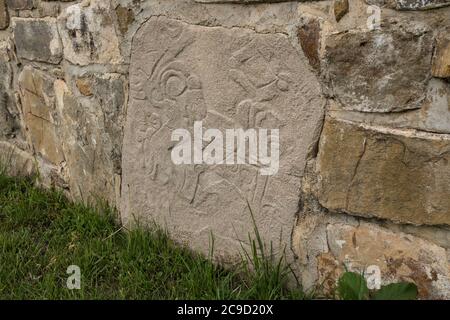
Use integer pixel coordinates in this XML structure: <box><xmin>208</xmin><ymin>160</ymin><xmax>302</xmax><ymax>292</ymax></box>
<box><xmin>0</xmin><ymin>0</ymin><xmax>449</xmax><ymax>299</ymax></box>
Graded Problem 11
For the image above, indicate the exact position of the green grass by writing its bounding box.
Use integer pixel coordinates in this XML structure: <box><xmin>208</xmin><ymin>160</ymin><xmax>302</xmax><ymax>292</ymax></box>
<box><xmin>0</xmin><ymin>173</ymin><xmax>305</xmax><ymax>300</ymax></box>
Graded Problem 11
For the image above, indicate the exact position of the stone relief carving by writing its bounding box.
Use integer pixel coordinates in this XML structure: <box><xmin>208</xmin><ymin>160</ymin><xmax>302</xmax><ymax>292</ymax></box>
<box><xmin>122</xmin><ymin>16</ymin><xmax>325</xmax><ymax>258</ymax></box>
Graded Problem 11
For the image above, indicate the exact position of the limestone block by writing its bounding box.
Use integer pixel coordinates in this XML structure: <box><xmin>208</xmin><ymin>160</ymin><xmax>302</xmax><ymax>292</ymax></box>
<box><xmin>328</xmin><ymin>79</ymin><xmax>450</xmax><ymax>134</ymax></box>
<box><xmin>432</xmin><ymin>35</ymin><xmax>450</xmax><ymax>79</ymax></box>
<box><xmin>325</xmin><ymin>27</ymin><xmax>433</xmax><ymax>112</ymax></box>
<box><xmin>6</xmin><ymin>0</ymin><xmax>34</xmax><ymax>10</ymax></box>
<box><xmin>0</xmin><ymin>41</ymin><xmax>19</xmax><ymax>140</ymax></box>
<box><xmin>18</xmin><ymin>67</ymin><xmax>64</xmax><ymax>165</ymax></box>
<box><xmin>327</xmin><ymin>223</ymin><xmax>450</xmax><ymax>299</ymax></box>
<box><xmin>365</xmin><ymin>0</ymin><xmax>450</xmax><ymax>10</ymax></box>
<box><xmin>53</xmin><ymin>72</ymin><xmax>126</xmax><ymax>206</ymax></box>
<box><xmin>316</xmin><ymin>117</ymin><xmax>450</xmax><ymax>226</ymax></box>
<box><xmin>122</xmin><ymin>16</ymin><xmax>325</xmax><ymax>259</ymax></box>
<box><xmin>0</xmin><ymin>0</ymin><xmax>8</xmax><ymax>30</ymax></box>
<box><xmin>0</xmin><ymin>141</ymin><xmax>35</xmax><ymax>176</ymax></box>
<box><xmin>58</xmin><ymin>0</ymin><xmax>122</xmax><ymax>66</ymax></box>
<box><xmin>293</xmin><ymin>210</ymin><xmax>450</xmax><ymax>299</ymax></box>
<box><xmin>396</xmin><ymin>0</ymin><xmax>450</xmax><ymax>10</ymax></box>
<box><xmin>12</xmin><ymin>17</ymin><xmax>62</xmax><ymax>64</ymax></box>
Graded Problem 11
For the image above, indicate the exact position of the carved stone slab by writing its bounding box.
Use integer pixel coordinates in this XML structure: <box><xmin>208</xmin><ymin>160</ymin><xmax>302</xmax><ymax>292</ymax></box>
<box><xmin>122</xmin><ymin>16</ymin><xmax>325</xmax><ymax>259</ymax></box>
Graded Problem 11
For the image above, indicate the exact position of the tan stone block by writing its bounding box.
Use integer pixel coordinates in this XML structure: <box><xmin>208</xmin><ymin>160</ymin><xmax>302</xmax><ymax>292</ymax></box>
<box><xmin>0</xmin><ymin>0</ymin><xmax>8</xmax><ymax>30</ymax></box>
<box><xmin>325</xmin><ymin>26</ymin><xmax>433</xmax><ymax>112</ymax></box>
<box><xmin>432</xmin><ymin>36</ymin><xmax>450</xmax><ymax>79</ymax></box>
<box><xmin>328</xmin><ymin>79</ymin><xmax>450</xmax><ymax>134</ymax></box>
<box><xmin>0</xmin><ymin>141</ymin><xmax>35</xmax><ymax>176</ymax></box>
<box><xmin>317</xmin><ymin>117</ymin><xmax>450</xmax><ymax>226</ymax></box>
<box><xmin>294</xmin><ymin>210</ymin><xmax>450</xmax><ymax>299</ymax></box>
<box><xmin>19</xmin><ymin>67</ymin><xmax>65</xmax><ymax>165</ymax></box>
<box><xmin>54</xmin><ymin>73</ymin><xmax>125</xmax><ymax>207</ymax></box>
<box><xmin>6</xmin><ymin>0</ymin><xmax>34</xmax><ymax>10</ymax></box>
<box><xmin>324</xmin><ymin>222</ymin><xmax>450</xmax><ymax>299</ymax></box>
<box><xmin>0</xmin><ymin>41</ymin><xmax>20</xmax><ymax>140</ymax></box>
<box><xmin>12</xmin><ymin>18</ymin><xmax>62</xmax><ymax>64</ymax></box>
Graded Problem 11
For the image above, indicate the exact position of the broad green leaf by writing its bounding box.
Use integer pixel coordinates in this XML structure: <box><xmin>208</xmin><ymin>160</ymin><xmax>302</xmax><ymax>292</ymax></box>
<box><xmin>373</xmin><ymin>283</ymin><xmax>418</xmax><ymax>300</ymax></box>
<box><xmin>337</xmin><ymin>272</ymin><xmax>369</xmax><ymax>300</ymax></box>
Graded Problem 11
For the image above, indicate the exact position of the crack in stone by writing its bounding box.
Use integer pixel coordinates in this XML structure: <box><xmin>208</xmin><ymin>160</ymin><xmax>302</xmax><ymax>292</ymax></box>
<box><xmin>345</xmin><ymin>137</ymin><xmax>367</xmax><ymax>211</ymax></box>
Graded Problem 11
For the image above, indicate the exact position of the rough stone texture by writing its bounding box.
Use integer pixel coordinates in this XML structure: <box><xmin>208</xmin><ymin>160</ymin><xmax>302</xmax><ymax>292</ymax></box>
<box><xmin>326</xmin><ymin>223</ymin><xmax>450</xmax><ymax>299</ymax></box>
<box><xmin>6</xmin><ymin>0</ymin><xmax>34</xmax><ymax>10</ymax></box>
<box><xmin>396</xmin><ymin>0</ymin><xmax>450</xmax><ymax>10</ymax></box>
<box><xmin>18</xmin><ymin>66</ymin><xmax>65</xmax><ymax>166</ymax></box>
<box><xmin>432</xmin><ymin>35</ymin><xmax>450</xmax><ymax>79</ymax></box>
<box><xmin>115</xmin><ymin>5</ymin><xmax>134</xmax><ymax>34</ymax></box>
<box><xmin>328</xmin><ymin>79</ymin><xmax>450</xmax><ymax>134</ymax></box>
<box><xmin>0</xmin><ymin>41</ymin><xmax>19</xmax><ymax>140</ymax></box>
<box><xmin>324</xmin><ymin>26</ymin><xmax>434</xmax><ymax>112</ymax></box>
<box><xmin>122</xmin><ymin>16</ymin><xmax>325</xmax><ymax>258</ymax></box>
<box><xmin>334</xmin><ymin>0</ymin><xmax>349</xmax><ymax>22</ymax></box>
<box><xmin>12</xmin><ymin>17</ymin><xmax>63</xmax><ymax>64</ymax></box>
<box><xmin>53</xmin><ymin>71</ymin><xmax>125</xmax><ymax>205</ymax></box>
<box><xmin>0</xmin><ymin>141</ymin><xmax>35</xmax><ymax>176</ymax></box>
<box><xmin>75</xmin><ymin>78</ymin><xmax>93</xmax><ymax>97</ymax></box>
<box><xmin>293</xmin><ymin>210</ymin><xmax>450</xmax><ymax>299</ymax></box>
<box><xmin>58</xmin><ymin>0</ymin><xmax>122</xmax><ymax>66</ymax></box>
<box><xmin>0</xmin><ymin>0</ymin><xmax>8</xmax><ymax>30</ymax></box>
<box><xmin>316</xmin><ymin>117</ymin><xmax>450</xmax><ymax>226</ymax></box>
<box><xmin>364</xmin><ymin>0</ymin><xmax>450</xmax><ymax>10</ymax></box>
<box><xmin>298</xmin><ymin>18</ymin><xmax>322</xmax><ymax>71</ymax></box>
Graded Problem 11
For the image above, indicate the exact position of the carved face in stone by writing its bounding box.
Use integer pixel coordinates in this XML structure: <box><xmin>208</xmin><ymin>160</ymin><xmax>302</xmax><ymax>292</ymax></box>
<box><xmin>148</xmin><ymin>60</ymin><xmax>207</xmax><ymax>128</ymax></box>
